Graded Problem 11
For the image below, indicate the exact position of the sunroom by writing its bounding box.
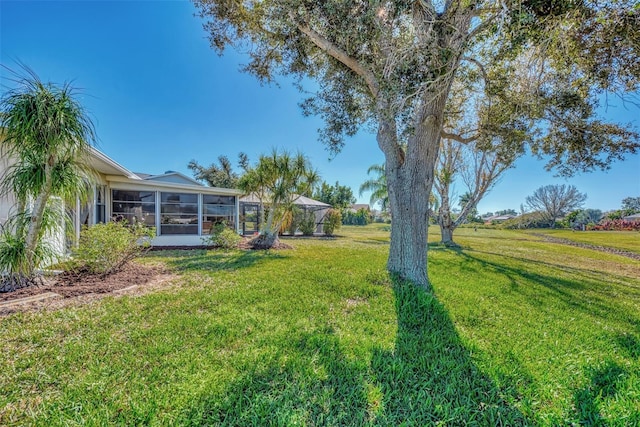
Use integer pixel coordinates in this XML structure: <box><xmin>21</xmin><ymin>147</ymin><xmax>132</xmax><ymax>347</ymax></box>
<box><xmin>70</xmin><ymin>148</ymin><xmax>243</xmax><ymax>247</ymax></box>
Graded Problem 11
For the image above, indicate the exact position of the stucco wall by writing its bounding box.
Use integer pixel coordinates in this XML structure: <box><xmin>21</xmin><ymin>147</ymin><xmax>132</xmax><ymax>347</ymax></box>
<box><xmin>0</xmin><ymin>154</ymin><xmax>17</xmax><ymax>225</ymax></box>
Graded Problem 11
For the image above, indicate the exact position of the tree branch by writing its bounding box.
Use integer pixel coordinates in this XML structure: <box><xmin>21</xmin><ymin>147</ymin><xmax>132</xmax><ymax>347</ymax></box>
<box><xmin>441</xmin><ymin>130</ymin><xmax>478</xmax><ymax>144</ymax></box>
<box><xmin>461</xmin><ymin>56</ymin><xmax>490</xmax><ymax>87</ymax></box>
<box><xmin>294</xmin><ymin>18</ymin><xmax>380</xmax><ymax>98</ymax></box>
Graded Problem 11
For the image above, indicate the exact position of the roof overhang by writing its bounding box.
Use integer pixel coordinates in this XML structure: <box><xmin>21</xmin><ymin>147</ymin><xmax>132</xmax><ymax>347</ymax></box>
<box><xmin>86</xmin><ymin>147</ymin><xmax>141</xmax><ymax>180</ymax></box>
<box><xmin>105</xmin><ymin>175</ymin><xmax>243</xmax><ymax>195</ymax></box>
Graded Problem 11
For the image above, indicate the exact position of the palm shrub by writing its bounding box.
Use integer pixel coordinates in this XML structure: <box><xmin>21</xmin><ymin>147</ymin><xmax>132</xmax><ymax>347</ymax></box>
<box><xmin>323</xmin><ymin>209</ymin><xmax>342</xmax><ymax>236</ymax></box>
<box><xmin>299</xmin><ymin>211</ymin><xmax>316</xmax><ymax>236</ymax></box>
<box><xmin>71</xmin><ymin>222</ymin><xmax>154</xmax><ymax>276</ymax></box>
<box><xmin>284</xmin><ymin>206</ymin><xmax>302</xmax><ymax>235</ymax></box>
<box><xmin>238</xmin><ymin>150</ymin><xmax>319</xmax><ymax>248</ymax></box>
<box><xmin>0</xmin><ymin>66</ymin><xmax>97</xmax><ymax>282</ymax></box>
<box><xmin>343</xmin><ymin>208</ymin><xmax>373</xmax><ymax>225</ymax></box>
<box><xmin>0</xmin><ymin>208</ymin><xmax>62</xmax><ymax>292</ymax></box>
<box><xmin>0</xmin><ymin>223</ymin><xmax>56</xmax><ymax>292</ymax></box>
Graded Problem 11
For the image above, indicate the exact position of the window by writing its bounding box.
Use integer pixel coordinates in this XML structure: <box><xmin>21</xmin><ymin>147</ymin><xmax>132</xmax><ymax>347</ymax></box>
<box><xmin>160</xmin><ymin>192</ymin><xmax>198</xmax><ymax>235</ymax></box>
<box><xmin>95</xmin><ymin>185</ymin><xmax>106</xmax><ymax>224</ymax></box>
<box><xmin>202</xmin><ymin>195</ymin><xmax>236</xmax><ymax>234</ymax></box>
<box><xmin>111</xmin><ymin>190</ymin><xmax>156</xmax><ymax>227</ymax></box>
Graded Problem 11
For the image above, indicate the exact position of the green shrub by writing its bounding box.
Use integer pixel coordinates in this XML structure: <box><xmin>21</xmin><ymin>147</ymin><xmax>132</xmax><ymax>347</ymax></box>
<box><xmin>72</xmin><ymin>222</ymin><xmax>155</xmax><ymax>276</ymax></box>
<box><xmin>284</xmin><ymin>207</ymin><xmax>302</xmax><ymax>235</ymax></box>
<box><xmin>323</xmin><ymin>209</ymin><xmax>342</xmax><ymax>236</ymax></box>
<box><xmin>0</xmin><ymin>214</ymin><xmax>58</xmax><ymax>291</ymax></box>
<box><xmin>342</xmin><ymin>208</ymin><xmax>373</xmax><ymax>225</ymax></box>
<box><xmin>500</xmin><ymin>212</ymin><xmax>549</xmax><ymax>229</ymax></box>
<box><xmin>299</xmin><ymin>211</ymin><xmax>317</xmax><ymax>236</ymax></box>
<box><xmin>203</xmin><ymin>223</ymin><xmax>242</xmax><ymax>249</ymax></box>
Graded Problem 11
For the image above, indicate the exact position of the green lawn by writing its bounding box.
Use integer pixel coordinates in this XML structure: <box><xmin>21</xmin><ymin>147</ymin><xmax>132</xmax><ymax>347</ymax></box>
<box><xmin>526</xmin><ymin>228</ymin><xmax>640</xmax><ymax>254</ymax></box>
<box><xmin>1</xmin><ymin>225</ymin><xmax>639</xmax><ymax>426</ymax></box>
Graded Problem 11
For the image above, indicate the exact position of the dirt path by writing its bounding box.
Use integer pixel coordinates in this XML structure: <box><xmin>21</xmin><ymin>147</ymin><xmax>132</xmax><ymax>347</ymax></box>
<box><xmin>532</xmin><ymin>233</ymin><xmax>640</xmax><ymax>261</ymax></box>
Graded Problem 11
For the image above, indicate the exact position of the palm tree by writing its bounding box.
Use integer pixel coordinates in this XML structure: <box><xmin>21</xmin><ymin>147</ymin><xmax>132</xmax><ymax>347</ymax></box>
<box><xmin>188</xmin><ymin>153</ymin><xmax>247</xmax><ymax>188</ymax></box>
<box><xmin>0</xmin><ymin>66</ymin><xmax>96</xmax><ymax>282</ymax></box>
<box><xmin>359</xmin><ymin>164</ymin><xmax>388</xmax><ymax>211</ymax></box>
<box><xmin>239</xmin><ymin>150</ymin><xmax>319</xmax><ymax>248</ymax></box>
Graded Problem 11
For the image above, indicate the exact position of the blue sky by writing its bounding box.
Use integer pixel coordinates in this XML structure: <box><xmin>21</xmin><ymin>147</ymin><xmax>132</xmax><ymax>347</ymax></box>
<box><xmin>1</xmin><ymin>0</ymin><xmax>638</xmax><ymax>213</ymax></box>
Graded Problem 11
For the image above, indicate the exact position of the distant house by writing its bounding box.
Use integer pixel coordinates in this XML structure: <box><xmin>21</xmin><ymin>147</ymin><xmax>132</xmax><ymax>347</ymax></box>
<box><xmin>484</xmin><ymin>214</ymin><xmax>517</xmax><ymax>224</ymax></box>
<box><xmin>0</xmin><ymin>145</ymin><xmax>243</xmax><ymax>249</ymax></box>
<box><xmin>623</xmin><ymin>213</ymin><xmax>640</xmax><ymax>221</ymax></box>
<box><xmin>348</xmin><ymin>203</ymin><xmax>371</xmax><ymax>213</ymax></box>
<box><xmin>239</xmin><ymin>193</ymin><xmax>331</xmax><ymax>235</ymax></box>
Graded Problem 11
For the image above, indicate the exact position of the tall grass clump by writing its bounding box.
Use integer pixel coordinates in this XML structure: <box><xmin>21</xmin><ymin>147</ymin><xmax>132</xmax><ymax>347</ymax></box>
<box><xmin>0</xmin><ymin>211</ymin><xmax>58</xmax><ymax>292</ymax></box>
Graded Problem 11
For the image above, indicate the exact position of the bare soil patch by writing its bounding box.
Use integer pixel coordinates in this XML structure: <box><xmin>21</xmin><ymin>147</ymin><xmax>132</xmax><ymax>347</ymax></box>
<box><xmin>0</xmin><ymin>263</ymin><xmax>175</xmax><ymax>315</ymax></box>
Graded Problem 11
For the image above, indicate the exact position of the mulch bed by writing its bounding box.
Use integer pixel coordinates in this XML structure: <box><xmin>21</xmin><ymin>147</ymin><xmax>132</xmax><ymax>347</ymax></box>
<box><xmin>0</xmin><ymin>263</ymin><xmax>170</xmax><ymax>305</ymax></box>
<box><xmin>0</xmin><ymin>238</ymin><xmax>298</xmax><ymax>315</ymax></box>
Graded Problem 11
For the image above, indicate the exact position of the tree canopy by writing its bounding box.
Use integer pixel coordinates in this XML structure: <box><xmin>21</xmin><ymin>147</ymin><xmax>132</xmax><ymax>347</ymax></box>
<box><xmin>526</xmin><ymin>184</ymin><xmax>588</xmax><ymax>227</ymax></box>
<box><xmin>313</xmin><ymin>180</ymin><xmax>356</xmax><ymax>210</ymax></box>
<box><xmin>359</xmin><ymin>164</ymin><xmax>388</xmax><ymax>212</ymax></box>
<box><xmin>621</xmin><ymin>196</ymin><xmax>640</xmax><ymax>213</ymax></box>
<box><xmin>188</xmin><ymin>153</ymin><xmax>248</xmax><ymax>188</ymax></box>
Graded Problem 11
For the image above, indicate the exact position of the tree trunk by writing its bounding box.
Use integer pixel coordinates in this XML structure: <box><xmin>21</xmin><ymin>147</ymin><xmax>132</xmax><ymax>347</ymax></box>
<box><xmin>24</xmin><ymin>178</ymin><xmax>54</xmax><ymax>275</ymax></box>
<box><xmin>440</xmin><ymin>226</ymin><xmax>454</xmax><ymax>245</ymax></box>
<box><xmin>439</xmin><ymin>212</ymin><xmax>456</xmax><ymax>246</ymax></box>
<box><xmin>384</xmin><ymin>111</ymin><xmax>444</xmax><ymax>290</ymax></box>
<box><xmin>437</xmin><ymin>186</ymin><xmax>456</xmax><ymax>245</ymax></box>
<box><xmin>250</xmin><ymin>231</ymin><xmax>279</xmax><ymax>249</ymax></box>
<box><xmin>253</xmin><ymin>201</ymin><xmax>281</xmax><ymax>249</ymax></box>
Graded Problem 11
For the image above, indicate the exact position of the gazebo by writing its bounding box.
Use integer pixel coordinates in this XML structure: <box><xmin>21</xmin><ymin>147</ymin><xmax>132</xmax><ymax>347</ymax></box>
<box><xmin>239</xmin><ymin>194</ymin><xmax>331</xmax><ymax>235</ymax></box>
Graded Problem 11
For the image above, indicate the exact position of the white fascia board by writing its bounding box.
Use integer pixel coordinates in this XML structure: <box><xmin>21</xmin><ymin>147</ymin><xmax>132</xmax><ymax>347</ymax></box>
<box><xmin>105</xmin><ymin>175</ymin><xmax>243</xmax><ymax>195</ymax></box>
<box><xmin>88</xmin><ymin>147</ymin><xmax>141</xmax><ymax>180</ymax></box>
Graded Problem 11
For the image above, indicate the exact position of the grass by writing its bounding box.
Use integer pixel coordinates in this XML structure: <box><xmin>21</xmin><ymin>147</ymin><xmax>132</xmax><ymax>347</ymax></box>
<box><xmin>1</xmin><ymin>224</ymin><xmax>639</xmax><ymax>425</ymax></box>
<box><xmin>525</xmin><ymin>228</ymin><xmax>640</xmax><ymax>254</ymax></box>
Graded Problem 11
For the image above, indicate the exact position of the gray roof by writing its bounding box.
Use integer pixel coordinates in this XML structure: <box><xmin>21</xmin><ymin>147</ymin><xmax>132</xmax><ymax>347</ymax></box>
<box><xmin>240</xmin><ymin>193</ymin><xmax>330</xmax><ymax>208</ymax></box>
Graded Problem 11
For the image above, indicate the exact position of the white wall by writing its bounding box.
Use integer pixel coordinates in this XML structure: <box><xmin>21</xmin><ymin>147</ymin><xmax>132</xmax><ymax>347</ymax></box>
<box><xmin>0</xmin><ymin>154</ymin><xmax>17</xmax><ymax>226</ymax></box>
<box><xmin>150</xmin><ymin>235</ymin><xmax>209</xmax><ymax>247</ymax></box>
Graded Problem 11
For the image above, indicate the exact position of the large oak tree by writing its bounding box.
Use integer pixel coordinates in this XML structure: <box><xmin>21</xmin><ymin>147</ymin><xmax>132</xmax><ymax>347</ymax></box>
<box><xmin>194</xmin><ymin>0</ymin><xmax>640</xmax><ymax>288</ymax></box>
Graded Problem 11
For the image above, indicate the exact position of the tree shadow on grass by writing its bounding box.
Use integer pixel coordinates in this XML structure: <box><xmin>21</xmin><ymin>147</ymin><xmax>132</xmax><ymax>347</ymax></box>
<box><xmin>443</xmin><ymin>249</ymin><xmax>640</xmax><ymax>326</ymax></box>
<box><xmin>615</xmin><ymin>331</ymin><xmax>640</xmax><ymax>359</ymax></box>
<box><xmin>369</xmin><ymin>278</ymin><xmax>529</xmax><ymax>425</ymax></box>
<box><xmin>158</xmin><ymin>250</ymin><xmax>288</xmax><ymax>274</ymax></box>
<box><xmin>181</xmin><ymin>328</ymin><xmax>372</xmax><ymax>426</ymax></box>
<box><xmin>181</xmin><ymin>278</ymin><xmax>528</xmax><ymax>426</ymax></box>
<box><xmin>572</xmin><ymin>360</ymin><xmax>634</xmax><ymax>426</ymax></box>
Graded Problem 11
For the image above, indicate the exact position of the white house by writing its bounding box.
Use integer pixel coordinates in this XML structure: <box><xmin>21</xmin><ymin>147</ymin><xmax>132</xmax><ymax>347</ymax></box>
<box><xmin>0</xmin><ymin>146</ymin><xmax>243</xmax><ymax>248</ymax></box>
<box><xmin>623</xmin><ymin>213</ymin><xmax>640</xmax><ymax>221</ymax></box>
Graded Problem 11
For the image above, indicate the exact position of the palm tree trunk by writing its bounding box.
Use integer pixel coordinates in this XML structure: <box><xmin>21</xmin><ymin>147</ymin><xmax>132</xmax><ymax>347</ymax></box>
<box><xmin>252</xmin><ymin>202</ymin><xmax>280</xmax><ymax>249</ymax></box>
<box><xmin>24</xmin><ymin>173</ymin><xmax>54</xmax><ymax>274</ymax></box>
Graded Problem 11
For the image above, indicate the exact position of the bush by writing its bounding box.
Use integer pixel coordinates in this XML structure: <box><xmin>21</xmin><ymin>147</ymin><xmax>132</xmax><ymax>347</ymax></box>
<box><xmin>299</xmin><ymin>211</ymin><xmax>317</xmax><ymax>236</ymax></box>
<box><xmin>587</xmin><ymin>219</ymin><xmax>640</xmax><ymax>231</ymax></box>
<box><xmin>323</xmin><ymin>209</ymin><xmax>342</xmax><ymax>236</ymax></box>
<box><xmin>500</xmin><ymin>212</ymin><xmax>549</xmax><ymax>229</ymax></box>
<box><xmin>342</xmin><ymin>208</ymin><xmax>373</xmax><ymax>225</ymax></box>
<box><xmin>203</xmin><ymin>223</ymin><xmax>243</xmax><ymax>249</ymax></box>
<box><xmin>71</xmin><ymin>222</ymin><xmax>155</xmax><ymax>276</ymax></box>
<box><xmin>281</xmin><ymin>207</ymin><xmax>301</xmax><ymax>235</ymax></box>
<box><xmin>0</xmin><ymin>215</ymin><xmax>57</xmax><ymax>291</ymax></box>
